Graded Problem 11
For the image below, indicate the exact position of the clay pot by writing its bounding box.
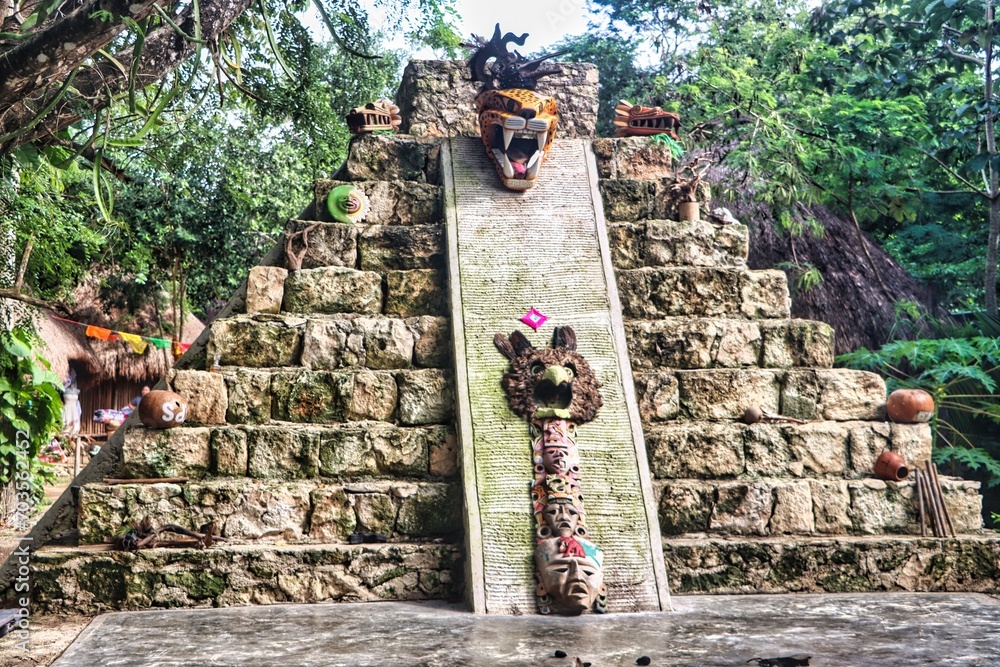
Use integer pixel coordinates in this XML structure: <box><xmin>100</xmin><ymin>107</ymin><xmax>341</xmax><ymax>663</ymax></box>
<box><xmin>886</xmin><ymin>388</ymin><xmax>934</xmax><ymax>423</ymax></box>
<box><xmin>874</xmin><ymin>450</ymin><xmax>909</xmax><ymax>481</ymax></box>
<box><xmin>138</xmin><ymin>390</ymin><xmax>188</xmax><ymax>429</ymax></box>
<box><xmin>679</xmin><ymin>201</ymin><xmax>700</xmax><ymax>222</ymax></box>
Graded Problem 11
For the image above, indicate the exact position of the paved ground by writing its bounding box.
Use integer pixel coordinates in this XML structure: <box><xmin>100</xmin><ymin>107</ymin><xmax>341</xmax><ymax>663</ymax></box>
<box><xmin>22</xmin><ymin>592</ymin><xmax>1000</xmax><ymax>667</ymax></box>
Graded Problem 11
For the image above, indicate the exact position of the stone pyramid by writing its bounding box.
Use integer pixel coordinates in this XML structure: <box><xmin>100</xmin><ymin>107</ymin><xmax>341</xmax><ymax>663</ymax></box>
<box><xmin>5</xmin><ymin>60</ymin><xmax>998</xmax><ymax>615</ymax></box>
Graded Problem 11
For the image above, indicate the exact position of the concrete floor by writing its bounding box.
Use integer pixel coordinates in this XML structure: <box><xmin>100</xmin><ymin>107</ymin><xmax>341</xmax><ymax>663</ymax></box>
<box><xmin>48</xmin><ymin>593</ymin><xmax>1000</xmax><ymax>667</ymax></box>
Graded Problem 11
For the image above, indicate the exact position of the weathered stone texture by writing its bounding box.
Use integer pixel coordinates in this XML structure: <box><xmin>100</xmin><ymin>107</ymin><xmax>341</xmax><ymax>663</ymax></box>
<box><xmin>654</xmin><ymin>477</ymin><xmax>981</xmax><ymax>537</ymax></box>
<box><xmin>31</xmin><ymin>543</ymin><xmax>462</xmax><ymax>614</ymax></box>
<box><xmin>396</xmin><ymin>369</ymin><xmax>454</xmax><ymax>425</ymax></box>
<box><xmin>609</xmin><ymin>220</ymin><xmax>749</xmax><ymax>270</ymax></box>
<box><xmin>121</xmin><ymin>427</ymin><xmax>212</xmax><ymax>480</ymax></box>
<box><xmin>741</xmin><ymin>270</ymin><xmax>791</xmax><ymax>319</ymax></box>
<box><xmin>245</xmin><ymin>266</ymin><xmax>288</xmax><ymax>314</ymax></box>
<box><xmin>781</xmin><ymin>369</ymin><xmax>886</xmax><ymax>421</ymax></box>
<box><xmin>343</xmin><ymin>133</ymin><xmax>441</xmax><ymax>183</ymax></box>
<box><xmin>396</xmin><ymin>60</ymin><xmax>598</xmax><ymax>139</ymax></box>
<box><xmin>634</xmin><ymin>372</ymin><xmax>679</xmax><ymax>422</ymax></box>
<box><xmin>618</xmin><ymin>267</ymin><xmax>787</xmax><ymax>320</ymax></box>
<box><xmin>664</xmin><ymin>535</ymin><xmax>1000</xmax><ymax>594</ymax></box>
<box><xmin>676</xmin><ymin>369</ymin><xmax>782</xmax><ymax>420</ymax></box>
<box><xmin>211</xmin><ymin>427</ymin><xmax>248</xmax><ymax>476</ymax></box>
<box><xmin>359</xmin><ymin>225</ymin><xmax>445</xmax><ymax>272</ymax></box>
<box><xmin>283</xmin><ymin>266</ymin><xmax>383</xmax><ymax>315</ymax></box>
<box><xmin>270</xmin><ymin>370</ymin><xmax>399</xmax><ymax>424</ymax></box>
<box><xmin>759</xmin><ymin>319</ymin><xmax>835</xmax><ymax>368</ymax></box>
<box><xmin>169</xmin><ymin>370</ymin><xmax>227</xmax><ymax>425</ymax></box>
<box><xmin>286</xmin><ymin>220</ymin><xmax>358</xmax><ymax>270</ymax></box>
<box><xmin>208</xmin><ymin>315</ymin><xmax>303</xmax><ymax>367</ymax></box>
<box><xmin>646</xmin><ymin>421</ymin><xmax>933</xmax><ymax>481</ymax></box>
<box><xmin>385</xmin><ymin>269</ymin><xmax>447</xmax><ymax>317</ymax></box>
<box><xmin>314</xmin><ymin>180</ymin><xmax>441</xmax><ymax>226</ymax></box>
<box><xmin>407</xmin><ymin>316</ymin><xmax>450</xmax><ymax>368</ymax></box>
<box><xmin>593</xmin><ymin>138</ymin><xmax>673</xmax><ymax>180</ymax></box>
<box><xmin>301</xmin><ymin>317</ymin><xmax>416</xmax><ymax>371</ymax></box>
<box><xmin>599</xmin><ymin>178</ymin><xmax>712</xmax><ymax>222</ymax></box>
<box><xmin>224</xmin><ymin>369</ymin><xmax>271</xmax><ymax>424</ymax></box>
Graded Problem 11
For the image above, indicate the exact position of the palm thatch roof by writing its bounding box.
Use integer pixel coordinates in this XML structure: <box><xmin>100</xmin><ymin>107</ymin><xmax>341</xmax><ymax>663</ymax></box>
<box><xmin>726</xmin><ymin>199</ymin><xmax>948</xmax><ymax>355</ymax></box>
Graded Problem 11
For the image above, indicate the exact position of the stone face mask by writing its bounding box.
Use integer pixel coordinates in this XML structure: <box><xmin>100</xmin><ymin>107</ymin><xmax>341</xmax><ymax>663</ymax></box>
<box><xmin>474</xmin><ymin>88</ymin><xmax>558</xmax><ymax>191</ymax></box>
<box><xmin>466</xmin><ymin>24</ymin><xmax>566</xmax><ymax>192</ymax></box>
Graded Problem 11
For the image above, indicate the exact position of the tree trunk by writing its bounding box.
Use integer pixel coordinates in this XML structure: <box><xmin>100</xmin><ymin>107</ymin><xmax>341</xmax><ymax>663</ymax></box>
<box><xmin>985</xmin><ymin>3</ymin><xmax>999</xmax><ymax>316</ymax></box>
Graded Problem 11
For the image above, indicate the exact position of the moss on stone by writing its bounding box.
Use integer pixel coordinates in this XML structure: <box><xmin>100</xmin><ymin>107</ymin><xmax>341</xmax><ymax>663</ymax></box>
<box><xmin>162</xmin><ymin>571</ymin><xmax>226</xmax><ymax>600</ymax></box>
<box><xmin>78</xmin><ymin>560</ymin><xmax>128</xmax><ymax>605</ymax></box>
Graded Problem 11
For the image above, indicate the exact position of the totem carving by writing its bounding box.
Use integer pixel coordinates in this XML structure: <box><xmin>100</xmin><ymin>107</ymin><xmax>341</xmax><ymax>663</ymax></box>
<box><xmin>494</xmin><ymin>326</ymin><xmax>607</xmax><ymax>615</ymax></box>
<box><xmin>467</xmin><ymin>25</ymin><xmax>565</xmax><ymax>191</ymax></box>
<box><xmin>613</xmin><ymin>100</ymin><xmax>681</xmax><ymax>138</ymax></box>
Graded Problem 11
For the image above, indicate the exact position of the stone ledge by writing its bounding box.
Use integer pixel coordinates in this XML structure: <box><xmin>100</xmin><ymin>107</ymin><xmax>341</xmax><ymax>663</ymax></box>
<box><xmin>341</xmin><ymin>133</ymin><xmax>442</xmax><ymax>184</ymax></box>
<box><xmin>76</xmin><ymin>479</ymin><xmax>462</xmax><ymax>546</ymax></box>
<box><xmin>626</xmin><ymin>318</ymin><xmax>835</xmax><ymax>370</ymax></box>
<box><xmin>599</xmin><ymin>178</ymin><xmax>712</xmax><ymax>222</ymax></box>
<box><xmin>636</xmin><ymin>368</ymin><xmax>881</xmax><ymax>421</ymax></box>
<box><xmin>593</xmin><ymin>138</ymin><xmax>674</xmax><ymax>180</ymax></box>
<box><xmin>664</xmin><ymin>535</ymin><xmax>1000</xmax><ymax>595</ymax></box>
<box><xmin>30</xmin><ymin>542</ymin><xmax>462</xmax><ymax>614</ymax></box>
<box><xmin>644</xmin><ymin>421</ymin><xmax>932</xmax><ymax>480</ymax></box>
<box><xmin>616</xmin><ymin>267</ymin><xmax>790</xmax><ymax>320</ymax></box>
<box><xmin>610</xmin><ymin>220</ymin><xmax>748</xmax><ymax>270</ymax></box>
<box><xmin>655</xmin><ymin>477</ymin><xmax>982</xmax><ymax>537</ymax></box>
<box><xmin>283</xmin><ymin>266</ymin><xmax>383</xmax><ymax>315</ymax></box>
<box><xmin>314</xmin><ymin>180</ymin><xmax>441</xmax><ymax>226</ymax></box>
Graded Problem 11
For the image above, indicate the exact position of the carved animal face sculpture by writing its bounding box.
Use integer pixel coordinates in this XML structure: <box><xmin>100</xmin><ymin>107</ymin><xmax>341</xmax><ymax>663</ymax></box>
<box><xmin>494</xmin><ymin>327</ymin><xmax>602</xmax><ymax>424</ymax></box>
<box><xmin>535</xmin><ymin>536</ymin><xmax>607</xmax><ymax>615</ymax></box>
<box><xmin>613</xmin><ymin>99</ymin><xmax>681</xmax><ymax>139</ymax></box>
<box><xmin>467</xmin><ymin>25</ymin><xmax>565</xmax><ymax>191</ymax></box>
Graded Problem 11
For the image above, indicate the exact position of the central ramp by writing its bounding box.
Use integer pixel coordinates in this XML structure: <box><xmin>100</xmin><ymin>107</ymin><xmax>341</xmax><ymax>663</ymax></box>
<box><xmin>443</xmin><ymin>137</ymin><xmax>669</xmax><ymax>614</ymax></box>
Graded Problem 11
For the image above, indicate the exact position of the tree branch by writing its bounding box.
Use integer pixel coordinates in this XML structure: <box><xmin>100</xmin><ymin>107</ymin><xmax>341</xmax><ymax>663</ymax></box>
<box><xmin>35</xmin><ymin>132</ymin><xmax>135</xmax><ymax>181</ymax></box>
<box><xmin>13</xmin><ymin>237</ymin><xmax>32</xmax><ymax>290</ymax></box>
<box><xmin>1</xmin><ymin>0</ymin><xmax>253</xmax><ymax>149</ymax></box>
<box><xmin>914</xmin><ymin>146</ymin><xmax>991</xmax><ymax>199</ymax></box>
<box><xmin>0</xmin><ymin>0</ymin><xmax>167</xmax><ymax>112</ymax></box>
<box><xmin>0</xmin><ymin>288</ymin><xmax>70</xmax><ymax>314</ymax></box>
<box><xmin>944</xmin><ymin>43</ymin><xmax>985</xmax><ymax>66</ymax></box>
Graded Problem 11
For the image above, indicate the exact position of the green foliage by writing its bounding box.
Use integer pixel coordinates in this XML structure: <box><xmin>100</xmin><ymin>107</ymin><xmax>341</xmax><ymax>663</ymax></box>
<box><xmin>839</xmin><ymin>318</ymin><xmax>1000</xmax><ymax>486</ymax></box>
<box><xmin>0</xmin><ymin>325</ymin><xmax>62</xmax><ymax>507</ymax></box>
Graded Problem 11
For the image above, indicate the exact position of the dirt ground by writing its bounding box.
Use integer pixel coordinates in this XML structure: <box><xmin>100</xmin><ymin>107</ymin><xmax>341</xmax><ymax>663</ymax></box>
<box><xmin>0</xmin><ymin>615</ymin><xmax>92</xmax><ymax>667</ymax></box>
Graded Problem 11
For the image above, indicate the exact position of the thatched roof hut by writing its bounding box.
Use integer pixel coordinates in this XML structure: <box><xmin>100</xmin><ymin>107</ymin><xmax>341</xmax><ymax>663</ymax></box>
<box><xmin>727</xmin><ymin>199</ymin><xmax>948</xmax><ymax>355</ymax></box>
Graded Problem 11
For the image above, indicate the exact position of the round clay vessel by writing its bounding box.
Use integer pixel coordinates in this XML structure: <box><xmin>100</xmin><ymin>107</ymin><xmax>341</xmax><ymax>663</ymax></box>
<box><xmin>138</xmin><ymin>390</ymin><xmax>188</xmax><ymax>429</ymax></box>
<box><xmin>679</xmin><ymin>201</ymin><xmax>700</xmax><ymax>222</ymax></box>
<box><xmin>886</xmin><ymin>388</ymin><xmax>934</xmax><ymax>423</ymax></box>
<box><xmin>874</xmin><ymin>450</ymin><xmax>909</xmax><ymax>481</ymax></box>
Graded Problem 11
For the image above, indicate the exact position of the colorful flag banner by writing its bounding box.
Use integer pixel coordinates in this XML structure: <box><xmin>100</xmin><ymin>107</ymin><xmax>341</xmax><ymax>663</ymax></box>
<box><xmin>54</xmin><ymin>316</ymin><xmax>192</xmax><ymax>357</ymax></box>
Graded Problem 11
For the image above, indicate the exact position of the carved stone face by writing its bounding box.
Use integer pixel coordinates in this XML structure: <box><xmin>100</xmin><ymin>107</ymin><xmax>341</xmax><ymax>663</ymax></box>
<box><xmin>534</xmin><ymin>536</ymin><xmax>605</xmax><ymax>614</ymax></box>
<box><xmin>541</xmin><ymin>500</ymin><xmax>581</xmax><ymax>538</ymax></box>
<box><xmin>474</xmin><ymin>88</ymin><xmax>558</xmax><ymax>191</ymax></box>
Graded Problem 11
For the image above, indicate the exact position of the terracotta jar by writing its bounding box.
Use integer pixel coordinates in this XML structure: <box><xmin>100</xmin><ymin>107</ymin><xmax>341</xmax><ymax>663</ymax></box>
<box><xmin>874</xmin><ymin>450</ymin><xmax>909</xmax><ymax>481</ymax></box>
<box><xmin>886</xmin><ymin>388</ymin><xmax>934</xmax><ymax>423</ymax></box>
<box><xmin>679</xmin><ymin>201</ymin><xmax>700</xmax><ymax>222</ymax></box>
<box><xmin>138</xmin><ymin>390</ymin><xmax>188</xmax><ymax>429</ymax></box>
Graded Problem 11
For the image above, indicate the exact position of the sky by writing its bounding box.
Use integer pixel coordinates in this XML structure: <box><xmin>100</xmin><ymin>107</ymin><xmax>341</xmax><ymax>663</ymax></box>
<box><xmin>450</xmin><ymin>0</ymin><xmax>593</xmax><ymax>52</ymax></box>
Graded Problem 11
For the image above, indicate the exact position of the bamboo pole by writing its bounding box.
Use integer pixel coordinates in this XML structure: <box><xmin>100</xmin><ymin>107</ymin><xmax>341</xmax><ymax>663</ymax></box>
<box><xmin>931</xmin><ymin>463</ymin><xmax>957</xmax><ymax>538</ymax></box>
<box><xmin>915</xmin><ymin>469</ymin><xmax>927</xmax><ymax>537</ymax></box>
<box><xmin>924</xmin><ymin>462</ymin><xmax>946</xmax><ymax>537</ymax></box>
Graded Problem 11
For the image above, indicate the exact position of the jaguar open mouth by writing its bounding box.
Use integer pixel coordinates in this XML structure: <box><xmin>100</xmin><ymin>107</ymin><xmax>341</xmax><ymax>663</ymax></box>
<box><xmin>489</xmin><ymin>116</ymin><xmax>550</xmax><ymax>184</ymax></box>
<box><xmin>534</xmin><ymin>379</ymin><xmax>572</xmax><ymax>410</ymax></box>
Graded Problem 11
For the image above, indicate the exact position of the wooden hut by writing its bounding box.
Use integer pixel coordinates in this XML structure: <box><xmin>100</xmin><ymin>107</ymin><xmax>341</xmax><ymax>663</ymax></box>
<box><xmin>37</xmin><ymin>311</ymin><xmax>204</xmax><ymax>435</ymax></box>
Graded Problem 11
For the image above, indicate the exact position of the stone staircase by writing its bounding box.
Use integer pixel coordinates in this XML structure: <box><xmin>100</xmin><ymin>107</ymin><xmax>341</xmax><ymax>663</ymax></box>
<box><xmin>595</xmin><ymin>137</ymin><xmax>998</xmax><ymax>594</ymax></box>
<box><xmin>11</xmin><ymin>60</ymin><xmax>1000</xmax><ymax>615</ymax></box>
<box><xmin>26</xmin><ymin>135</ymin><xmax>464</xmax><ymax>615</ymax></box>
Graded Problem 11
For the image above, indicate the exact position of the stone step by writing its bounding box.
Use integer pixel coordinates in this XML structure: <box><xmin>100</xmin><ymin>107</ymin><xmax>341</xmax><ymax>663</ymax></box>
<box><xmin>593</xmin><ymin>137</ymin><xmax>674</xmax><ymax>180</ymax></box>
<box><xmin>627</xmin><ymin>318</ymin><xmax>835</xmax><ymax>370</ymax></box>
<box><xmin>339</xmin><ymin>133</ymin><xmax>442</xmax><ymax>184</ymax></box>
<box><xmin>655</xmin><ymin>477</ymin><xmax>983</xmax><ymax>537</ymax></box>
<box><xmin>283</xmin><ymin>220</ymin><xmax>444</xmax><ymax>273</ymax></box>
<box><xmin>643</xmin><ymin>420</ymin><xmax>931</xmax><ymax>481</ymax></box>
<box><xmin>120</xmin><ymin>421</ymin><xmax>457</xmax><ymax>481</ymax></box>
<box><xmin>609</xmin><ymin>220</ymin><xmax>748</xmax><ymax>270</ymax></box>
<box><xmin>30</xmin><ymin>542</ymin><xmax>461</xmax><ymax>614</ymax></box>
<box><xmin>663</xmin><ymin>534</ymin><xmax>1000</xmax><ymax>595</ymax></box>
<box><xmin>617</xmin><ymin>267</ymin><xmax>790</xmax><ymax>320</ymax></box>
<box><xmin>599</xmin><ymin>178</ymin><xmax>711</xmax><ymax>223</ymax></box>
<box><xmin>76</xmin><ymin>479</ymin><xmax>461</xmax><ymax>546</ymax></box>
<box><xmin>278</xmin><ymin>266</ymin><xmax>446</xmax><ymax>319</ymax></box>
<box><xmin>313</xmin><ymin>179</ymin><xmax>441</xmax><ymax>226</ymax></box>
<box><xmin>207</xmin><ymin>314</ymin><xmax>449</xmax><ymax>369</ymax></box>
<box><xmin>635</xmin><ymin>369</ymin><xmax>884</xmax><ymax>422</ymax></box>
